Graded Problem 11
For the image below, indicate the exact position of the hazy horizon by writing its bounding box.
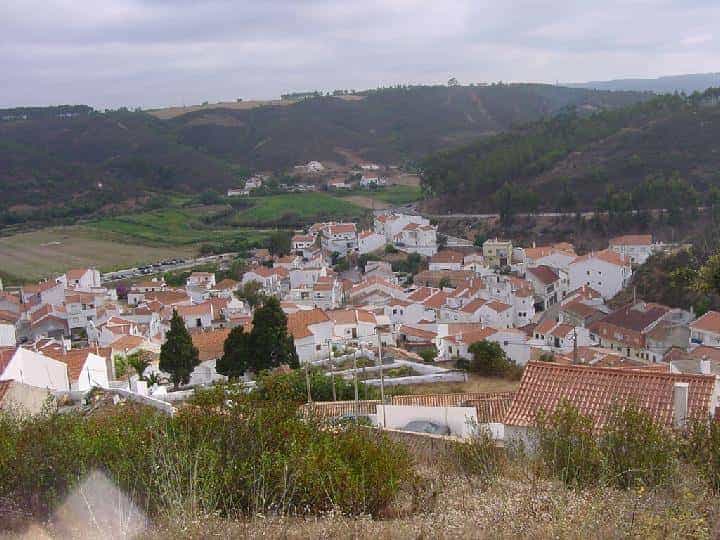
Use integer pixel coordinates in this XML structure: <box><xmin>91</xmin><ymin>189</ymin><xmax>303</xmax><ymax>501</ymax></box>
<box><xmin>3</xmin><ymin>0</ymin><xmax>720</xmax><ymax>110</ymax></box>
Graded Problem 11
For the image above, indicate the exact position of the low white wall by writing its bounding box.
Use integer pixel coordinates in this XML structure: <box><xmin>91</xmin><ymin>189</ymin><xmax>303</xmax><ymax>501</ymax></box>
<box><xmin>376</xmin><ymin>404</ymin><xmax>478</xmax><ymax>438</ymax></box>
<box><xmin>364</xmin><ymin>371</ymin><xmax>467</xmax><ymax>387</ymax></box>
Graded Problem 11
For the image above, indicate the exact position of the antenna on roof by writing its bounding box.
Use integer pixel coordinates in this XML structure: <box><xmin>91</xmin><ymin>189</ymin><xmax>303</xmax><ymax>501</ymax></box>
<box><xmin>572</xmin><ymin>327</ymin><xmax>579</xmax><ymax>365</ymax></box>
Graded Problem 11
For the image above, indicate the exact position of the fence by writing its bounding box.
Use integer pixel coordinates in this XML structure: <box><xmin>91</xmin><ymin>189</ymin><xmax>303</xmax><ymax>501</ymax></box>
<box><xmin>299</xmin><ymin>400</ymin><xmax>381</xmax><ymax>419</ymax></box>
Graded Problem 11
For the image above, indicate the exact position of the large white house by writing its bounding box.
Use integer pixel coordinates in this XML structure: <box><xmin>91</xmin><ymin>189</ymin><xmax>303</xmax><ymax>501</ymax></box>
<box><xmin>609</xmin><ymin>235</ymin><xmax>656</xmax><ymax>266</ymax></box>
<box><xmin>320</xmin><ymin>223</ymin><xmax>358</xmax><ymax>258</ymax></box>
<box><xmin>0</xmin><ymin>347</ymin><xmax>70</xmax><ymax>391</ymax></box>
<box><xmin>568</xmin><ymin>250</ymin><xmax>632</xmax><ymax>300</ymax></box>
<box><xmin>689</xmin><ymin>311</ymin><xmax>720</xmax><ymax>348</ymax></box>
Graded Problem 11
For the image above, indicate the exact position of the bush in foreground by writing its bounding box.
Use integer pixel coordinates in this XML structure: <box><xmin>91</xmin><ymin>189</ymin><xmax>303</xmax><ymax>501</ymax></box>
<box><xmin>0</xmin><ymin>396</ymin><xmax>413</xmax><ymax>521</ymax></box>
<box><xmin>537</xmin><ymin>400</ymin><xmax>679</xmax><ymax>490</ymax></box>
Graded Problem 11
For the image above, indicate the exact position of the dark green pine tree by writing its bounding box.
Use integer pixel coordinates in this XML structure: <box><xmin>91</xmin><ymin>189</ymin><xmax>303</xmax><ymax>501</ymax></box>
<box><xmin>247</xmin><ymin>297</ymin><xmax>299</xmax><ymax>372</ymax></box>
<box><xmin>216</xmin><ymin>325</ymin><xmax>251</xmax><ymax>379</ymax></box>
<box><xmin>159</xmin><ymin>309</ymin><xmax>200</xmax><ymax>389</ymax></box>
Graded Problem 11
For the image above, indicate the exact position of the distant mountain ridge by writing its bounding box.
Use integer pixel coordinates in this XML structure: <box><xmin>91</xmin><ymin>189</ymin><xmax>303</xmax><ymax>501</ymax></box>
<box><xmin>567</xmin><ymin>72</ymin><xmax>720</xmax><ymax>94</ymax></box>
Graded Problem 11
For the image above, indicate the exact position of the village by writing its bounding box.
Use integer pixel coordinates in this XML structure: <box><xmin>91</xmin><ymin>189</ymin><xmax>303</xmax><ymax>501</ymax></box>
<box><xmin>2</xmin><ymin>209</ymin><xmax>718</xmax><ymax>444</ymax></box>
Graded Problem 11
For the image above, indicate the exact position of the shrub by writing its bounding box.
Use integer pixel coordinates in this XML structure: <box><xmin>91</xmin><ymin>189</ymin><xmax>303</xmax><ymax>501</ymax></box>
<box><xmin>600</xmin><ymin>403</ymin><xmax>678</xmax><ymax>490</ymax></box>
<box><xmin>537</xmin><ymin>400</ymin><xmax>603</xmax><ymax>488</ymax></box>
<box><xmin>0</xmin><ymin>396</ymin><xmax>413</xmax><ymax>520</ymax></box>
<box><xmin>418</xmin><ymin>347</ymin><xmax>437</xmax><ymax>363</ymax></box>
<box><xmin>449</xmin><ymin>425</ymin><xmax>505</xmax><ymax>480</ymax></box>
<box><xmin>254</xmin><ymin>368</ymin><xmax>360</xmax><ymax>403</ymax></box>
<box><xmin>684</xmin><ymin>420</ymin><xmax>720</xmax><ymax>492</ymax></box>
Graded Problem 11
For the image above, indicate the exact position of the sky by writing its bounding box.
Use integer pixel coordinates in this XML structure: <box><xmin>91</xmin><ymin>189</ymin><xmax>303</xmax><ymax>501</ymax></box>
<box><xmin>2</xmin><ymin>0</ymin><xmax>719</xmax><ymax>109</ymax></box>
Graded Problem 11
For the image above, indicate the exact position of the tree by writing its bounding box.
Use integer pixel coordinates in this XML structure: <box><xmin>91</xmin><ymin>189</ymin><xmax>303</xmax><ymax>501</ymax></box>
<box><xmin>236</xmin><ymin>281</ymin><xmax>267</xmax><ymax>308</ymax></box>
<box><xmin>468</xmin><ymin>340</ymin><xmax>511</xmax><ymax>377</ymax></box>
<box><xmin>266</xmin><ymin>230</ymin><xmax>292</xmax><ymax>256</ymax></box>
<box><xmin>473</xmin><ymin>233</ymin><xmax>487</xmax><ymax>248</ymax></box>
<box><xmin>216</xmin><ymin>326</ymin><xmax>251</xmax><ymax>379</ymax></box>
<box><xmin>159</xmin><ymin>310</ymin><xmax>200</xmax><ymax>389</ymax></box>
<box><xmin>696</xmin><ymin>250</ymin><xmax>720</xmax><ymax>296</ymax></box>
<box><xmin>438</xmin><ymin>277</ymin><xmax>452</xmax><ymax>289</ymax></box>
<box><xmin>127</xmin><ymin>351</ymin><xmax>152</xmax><ymax>380</ymax></box>
<box><xmin>247</xmin><ymin>297</ymin><xmax>299</xmax><ymax>372</ymax></box>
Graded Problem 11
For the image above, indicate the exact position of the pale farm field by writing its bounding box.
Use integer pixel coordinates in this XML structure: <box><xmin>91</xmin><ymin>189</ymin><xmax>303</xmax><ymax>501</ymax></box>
<box><xmin>0</xmin><ymin>227</ymin><xmax>195</xmax><ymax>282</ymax></box>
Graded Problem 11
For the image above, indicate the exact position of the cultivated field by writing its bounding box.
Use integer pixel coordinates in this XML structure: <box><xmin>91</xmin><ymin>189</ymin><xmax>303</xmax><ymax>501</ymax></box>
<box><xmin>233</xmin><ymin>193</ymin><xmax>367</xmax><ymax>225</ymax></box>
<box><xmin>0</xmin><ymin>227</ymin><xmax>196</xmax><ymax>282</ymax></box>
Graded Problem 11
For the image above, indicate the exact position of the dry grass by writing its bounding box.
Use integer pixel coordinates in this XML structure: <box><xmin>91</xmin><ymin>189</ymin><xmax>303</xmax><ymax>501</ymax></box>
<box><xmin>398</xmin><ymin>373</ymin><xmax>520</xmax><ymax>396</ymax></box>
<box><xmin>148</xmin><ymin>95</ymin><xmax>366</xmax><ymax>120</ymax></box>
<box><xmin>144</xmin><ymin>464</ymin><xmax>720</xmax><ymax>539</ymax></box>
<box><xmin>0</xmin><ymin>226</ymin><xmax>195</xmax><ymax>281</ymax></box>
<box><xmin>342</xmin><ymin>195</ymin><xmax>391</xmax><ymax>210</ymax></box>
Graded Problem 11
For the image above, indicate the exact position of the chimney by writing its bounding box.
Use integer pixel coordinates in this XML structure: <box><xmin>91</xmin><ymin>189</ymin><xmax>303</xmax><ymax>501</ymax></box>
<box><xmin>700</xmin><ymin>358</ymin><xmax>711</xmax><ymax>375</ymax></box>
<box><xmin>673</xmin><ymin>382</ymin><xmax>689</xmax><ymax>429</ymax></box>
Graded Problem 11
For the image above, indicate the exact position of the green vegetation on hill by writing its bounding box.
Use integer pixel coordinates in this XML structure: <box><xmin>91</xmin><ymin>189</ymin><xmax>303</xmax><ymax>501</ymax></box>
<box><xmin>0</xmin><ymin>84</ymin><xmax>648</xmax><ymax>227</ymax></box>
<box><xmin>422</xmin><ymin>89</ymin><xmax>720</xmax><ymax>214</ymax></box>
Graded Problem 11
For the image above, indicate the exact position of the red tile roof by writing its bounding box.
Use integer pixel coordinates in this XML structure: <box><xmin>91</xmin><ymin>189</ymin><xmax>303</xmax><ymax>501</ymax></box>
<box><xmin>192</xmin><ymin>328</ymin><xmax>231</xmax><ymax>362</ymax></box>
<box><xmin>430</xmin><ymin>250</ymin><xmax>464</xmax><ymax>264</ymax></box>
<box><xmin>572</xmin><ymin>249</ymin><xmax>628</xmax><ymax>267</ymax></box>
<box><xmin>287</xmin><ymin>309</ymin><xmax>330</xmax><ymax>339</ymax></box>
<box><xmin>505</xmin><ymin>361</ymin><xmax>717</xmax><ymax>429</ymax></box>
<box><xmin>690</xmin><ymin>311</ymin><xmax>720</xmax><ymax>333</ymax></box>
<box><xmin>527</xmin><ymin>265</ymin><xmax>559</xmax><ymax>285</ymax></box>
<box><xmin>610</xmin><ymin>234</ymin><xmax>652</xmax><ymax>246</ymax></box>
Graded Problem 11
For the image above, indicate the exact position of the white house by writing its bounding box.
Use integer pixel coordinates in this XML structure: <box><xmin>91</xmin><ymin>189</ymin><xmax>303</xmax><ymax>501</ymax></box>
<box><xmin>689</xmin><ymin>311</ymin><xmax>720</xmax><ymax>348</ymax></box>
<box><xmin>0</xmin><ymin>347</ymin><xmax>70</xmax><ymax>391</ymax></box>
<box><xmin>358</xmin><ymin>231</ymin><xmax>386</xmax><ymax>255</ymax></box>
<box><xmin>174</xmin><ymin>302</ymin><xmax>214</xmax><ymax>330</ymax></box>
<box><xmin>568</xmin><ymin>250</ymin><xmax>632</xmax><ymax>300</ymax></box>
<box><xmin>609</xmin><ymin>235</ymin><xmax>656</xmax><ymax>266</ymax></box>
<box><xmin>64</xmin><ymin>291</ymin><xmax>98</xmax><ymax>332</ymax></box>
<box><xmin>59</xmin><ymin>268</ymin><xmax>102</xmax><ymax>290</ymax></box>
<box><xmin>187</xmin><ymin>272</ymin><xmax>216</xmax><ymax>289</ymax></box>
<box><xmin>0</xmin><ymin>321</ymin><xmax>16</xmax><ymax>347</ymax></box>
<box><xmin>242</xmin><ymin>266</ymin><xmax>281</xmax><ymax>296</ymax></box>
<box><xmin>321</xmin><ymin>223</ymin><xmax>358</xmax><ymax>258</ymax></box>
<box><xmin>429</xmin><ymin>250</ymin><xmax>465</xmax><ymax>271</ymax></box>
<box><xmin>287</xmin><ymin>309</ymin><xmax>333</xmax><ymax>363</ymax></box>
<box><xmin>328</xmin><ymin>309</ymin><xmax>378</xmax><ymax>344</ymax></box>
<box><xmin>292</xmin><ymin>234</ymin><xmax>316</xmax><ymax>254</ymax></box>
<box><xmin>46</xmin><ymin>348</ymin><xmax>110</xmax><ymax>392</ymax></box>
<box><xmin>394</xmin><ymin>223</ymin><xmax>438</xmax><ymax>256</ymax></box>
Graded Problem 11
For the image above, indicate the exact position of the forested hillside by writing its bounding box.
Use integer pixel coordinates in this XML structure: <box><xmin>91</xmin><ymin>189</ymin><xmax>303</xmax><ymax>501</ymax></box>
<box><xmin>0</xmin><ymin>84</ymin><xmax>646</xmax><ymax>226</ymax></box>
<box><xmin>421</xmin><ymin>89</ymin><xmax>720</xmax><ymax>215</ymax></box>
<box><xmin>171</xmin><ymin>84</ymin><xmax>647</xmax><ymax>170</ymax></box>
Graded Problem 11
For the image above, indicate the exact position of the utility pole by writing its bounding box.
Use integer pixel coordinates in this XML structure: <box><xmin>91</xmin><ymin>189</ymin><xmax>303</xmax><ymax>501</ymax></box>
<box><xmin>304</xmin><ymin>360</ymin><xmax>312</xmax><ymax>403</ymax></box>
<box><xmin>328</xmin><ymin>339</ymin><xmax>336</xmax><ymax>401</ymax></box>
<box><xmin>352</xmin><ymin>350</ymin><xmax>359</xmax><ymax>422</ymax></box>
<box><xmin>377</xmin><ymin>327</ymin><xmax>386</xmax><ymax>427</ymax></box>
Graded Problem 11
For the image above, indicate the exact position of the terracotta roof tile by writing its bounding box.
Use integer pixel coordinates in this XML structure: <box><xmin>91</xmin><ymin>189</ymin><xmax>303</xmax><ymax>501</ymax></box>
<box><xmin>610</xmin><ymin>234</ymin><xmax>652</xmax><ymax>246</ymax></box>
<box><xmin>690</xmin><ymin>311</ymin><xmax>720</xmax><ymax>333</ymax></box>
<box><xmin>504</xmin><ymin>362</ymin><xmax>717</xmax><ymax>429</ymax></box>
<box><xmin>287</xmin><ymin>308</ymin><xmax>330</xmax><ymax>339</ymax></box>
<box><xmin>192</xmin><ymin>328</ymin><xmax>231</xmax><ymax>362</ymax></box>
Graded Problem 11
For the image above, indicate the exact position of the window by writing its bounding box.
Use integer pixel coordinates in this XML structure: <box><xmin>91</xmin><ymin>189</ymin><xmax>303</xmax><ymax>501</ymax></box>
<box><xmin>316</xmin><ymin>344</ymin><xmax>321</xmax><ymax>351</ymax></box>
<box><xmin>196</xmin><ymin>318</ymin><xmax>202</xmax><ymax>327</ymax></box>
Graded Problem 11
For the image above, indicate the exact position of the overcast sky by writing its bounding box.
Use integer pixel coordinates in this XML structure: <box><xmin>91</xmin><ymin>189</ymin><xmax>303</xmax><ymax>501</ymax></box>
<box><xmin>2</xmin><ymin>0</ymin><xmax>719</xmax><ymax>109</ymax></box>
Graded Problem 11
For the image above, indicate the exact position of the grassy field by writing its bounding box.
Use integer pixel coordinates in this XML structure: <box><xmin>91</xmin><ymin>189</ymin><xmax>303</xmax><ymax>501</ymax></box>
<box><xmin>338</xmin><ymin>185</ymin><xmax>423</xmax><ymax>208</ymax></box>
<box><xmin>234</xmin><ymin>193</ymin><xmax>367</xmax><ymax>225</ymax></box>
<box><xmin>0</xmin><ymin>227</ymin><xmax>198</xmax><ymax>283</ymax></box>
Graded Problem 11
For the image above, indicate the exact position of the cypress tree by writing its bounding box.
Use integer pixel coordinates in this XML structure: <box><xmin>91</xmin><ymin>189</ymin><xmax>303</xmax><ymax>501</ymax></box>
<box><xmin>216</xmin><ymin>325</ymin><xmax>251</xmax><ymax>379</ymax></box>
<box><xmin>160</xmin><ymin>309</ymin><xmax>200</xmax><ymax>389</ymax></box>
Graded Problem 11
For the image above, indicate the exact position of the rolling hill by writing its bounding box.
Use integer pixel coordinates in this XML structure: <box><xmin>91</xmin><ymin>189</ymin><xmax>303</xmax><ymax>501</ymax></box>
<box><xmin>0</xmin><ymin>84</ymin><xmax>648</xmax><ymax>225</ymax></box>
<box><xmin>567</xmin><ymin>72</ymin><xmax>720</xmax><ymax>94</ymax></box>
<box><xmin>421</xmin><ymin>88</ymin><xmax>720</xmax><ymax>214</ymax></box>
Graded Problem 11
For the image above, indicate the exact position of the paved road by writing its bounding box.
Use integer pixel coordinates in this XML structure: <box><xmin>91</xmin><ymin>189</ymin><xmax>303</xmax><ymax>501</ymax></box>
<box><xmin>102</xmin><ymin>252</ymin><xmax>238</xmax><ymax>283</ymax></box>
<box><xmin>423</xmin><ymin>207</ymin><xmax>709</xmax><ymax>220</ymax></box>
